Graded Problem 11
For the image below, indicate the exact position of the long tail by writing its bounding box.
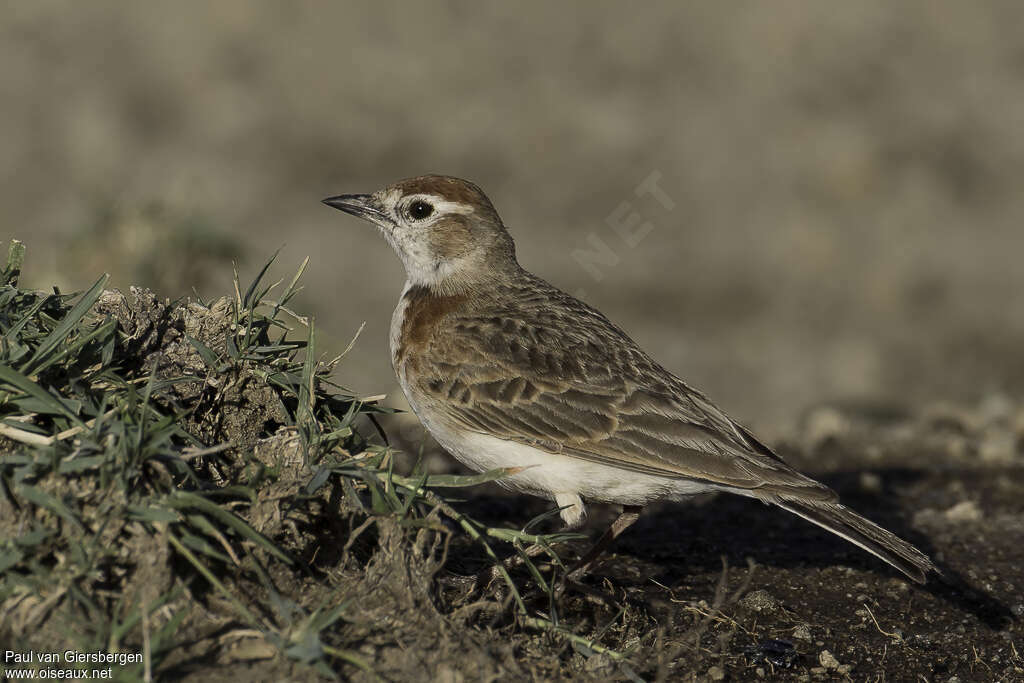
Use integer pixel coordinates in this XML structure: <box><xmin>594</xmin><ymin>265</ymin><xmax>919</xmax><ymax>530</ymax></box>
<box><xmin>773</xmin><ymin>495</ymin><xmax>937</xmax><ymax>584</ymax></box>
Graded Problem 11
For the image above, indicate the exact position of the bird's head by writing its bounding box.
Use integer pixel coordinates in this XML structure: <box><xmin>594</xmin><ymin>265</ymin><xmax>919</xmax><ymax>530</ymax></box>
<box><xmin>323</xmin><ymin>175</ymin><xmax>518</xmax><ymax>294</ymax></box>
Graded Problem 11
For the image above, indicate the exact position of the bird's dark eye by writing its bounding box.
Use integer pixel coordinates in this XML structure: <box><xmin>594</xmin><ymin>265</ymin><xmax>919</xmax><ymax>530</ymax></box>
<box><xmin>408</xmin><ymin>200</ymin><xmax>434</xmax><ymax>220</ymax></box>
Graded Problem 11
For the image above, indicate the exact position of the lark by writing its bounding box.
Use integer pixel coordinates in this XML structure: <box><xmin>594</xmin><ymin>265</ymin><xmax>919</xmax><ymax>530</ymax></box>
<box><xmin>323</xmin><ymin>175</ymin><xmax>936</xmax><ymax>583</ymax></box>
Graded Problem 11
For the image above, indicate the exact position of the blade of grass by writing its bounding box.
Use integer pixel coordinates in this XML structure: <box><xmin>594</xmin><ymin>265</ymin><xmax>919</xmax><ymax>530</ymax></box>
<box><xmin>178</xmin><ymin>531</ymin><xmax>233</xmax><ymax>564</ymax></box>
<box><xmin>31</xmin><ymin>317</ymin><xmax>117</xmax><ymax>376</ymax></box>
<box><xmin>391</xmin><ymin>467</ymin><xmax>527</xmax><ymax>489</ymax></box>
<box><xmin>5</xmin><ymin>239</ymin><xmax>25</xmax><ymax>286</ymax></box>
<box><xmin>16</xmin><ymin>482</ymin><xmax>83</xmax><ymax>532</ymax></box>
<box><xmin>185</xmin><ymin>333</ymin><xmax>221</xmax><ymax>368</ymax></box>
<box><xmin>410</xmin><ymin>487</ymin><xmax>527</xmax><ymax>614</ymax></box>
<box><xmin>322</xmin><ymin>646</ymin><xmax>383</xmax><ymax>682</ymax></box>
<box><xmin>242</xmin><ymin>251</ymin><xmax>278</xmax><ymax>310</ymax></box>
<box><xmin>0</xmin><ymin>364</ymin><xmax>86</xmax><ymax>428</ymax></box>
<box><xmin>0</xmin><ymin>547</ymin><xmax>25</xmax><ymax>573</ymax></box>
<box><xmin>296</xmin><ymin>319</ymin><xmax>316</xmax><ymax>434</ymax></box>
<box><xmin>110</xmin><ymin>586</ymin><xmax>183</xmax><ymax>644</ymax></box>
<box><xmin>21</xmin><ymin>273</ymin><xmax>109</xmax><ymax>375</ymax></box>
<box><xmin>166</xmin><ymin>491</ymin><xmax>291</xmax><ymax>563</ymax></box>
<box><xmin>272</xmin><ymin>256</ymin><xmax>308</xmax><ymax>318</ymax></box>
<box><xmin>1</xmin><ymin>292</ymin><xmax>51</xmax><ymax>342</ymax></box>
<box><xmin>519</xmin><ymin>616</ymin><xmax>628</xmax><ymax>662</ymax></box>
<box><xmin>167</xmin><ymin>533</ymin><xmax>259</xmax><ymax>627</ymax></box>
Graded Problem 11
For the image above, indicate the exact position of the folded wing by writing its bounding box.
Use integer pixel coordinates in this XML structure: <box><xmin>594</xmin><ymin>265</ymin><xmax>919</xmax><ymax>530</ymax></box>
<box><xmin>411</xmin><ymin>280</ymin><xmax>836</xmax><ymax>503</ymax></box>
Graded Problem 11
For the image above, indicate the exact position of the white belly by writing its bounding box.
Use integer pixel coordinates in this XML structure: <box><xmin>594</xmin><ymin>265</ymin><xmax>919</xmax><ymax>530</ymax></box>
<box><xmin>427</xmin><ymin>419</ymin><xmax>714</xmax><ymax>504</ymax></box>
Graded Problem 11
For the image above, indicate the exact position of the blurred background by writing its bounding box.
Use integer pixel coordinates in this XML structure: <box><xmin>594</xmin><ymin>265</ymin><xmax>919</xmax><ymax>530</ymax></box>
<box><xmin>4</xmin><ymin>1</ymin><xmax>1024</xmax><ymax>444</ymax></box>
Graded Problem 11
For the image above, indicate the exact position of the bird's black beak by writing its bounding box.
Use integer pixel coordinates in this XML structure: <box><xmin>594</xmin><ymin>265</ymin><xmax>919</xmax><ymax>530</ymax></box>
<box><xmin>321</xmin><ymin>194</ymin><xmax>386</xmax><ymax>222</ymax></box>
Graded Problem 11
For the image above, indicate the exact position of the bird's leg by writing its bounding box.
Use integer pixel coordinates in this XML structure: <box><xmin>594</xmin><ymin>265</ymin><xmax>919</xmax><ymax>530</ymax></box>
<box><xmin>567</xmin><ymin>504</ymin><xmax>643</xmax><ymax>581</ymax></box>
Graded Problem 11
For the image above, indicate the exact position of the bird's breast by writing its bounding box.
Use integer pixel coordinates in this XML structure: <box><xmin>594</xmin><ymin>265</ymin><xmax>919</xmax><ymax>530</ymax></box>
<box><xmin>389</xmin><ymin>283</ymin><xmax>467</xmax><ymax>369</ymax></box>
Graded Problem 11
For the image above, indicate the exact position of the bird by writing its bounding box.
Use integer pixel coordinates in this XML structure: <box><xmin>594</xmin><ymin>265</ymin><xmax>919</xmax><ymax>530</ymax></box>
<box><xmin>322</xmin><ymin>174</ymin><xmax>936</xmax><ymax>584</ymax></box>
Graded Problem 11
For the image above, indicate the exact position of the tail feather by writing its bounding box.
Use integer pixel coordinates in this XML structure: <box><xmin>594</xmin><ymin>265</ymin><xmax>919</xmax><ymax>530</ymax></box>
<box><xmin>774</xmin><ymin>496</ymin><xmax>937</xmax><ymax>584</ymax></box>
